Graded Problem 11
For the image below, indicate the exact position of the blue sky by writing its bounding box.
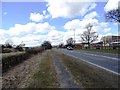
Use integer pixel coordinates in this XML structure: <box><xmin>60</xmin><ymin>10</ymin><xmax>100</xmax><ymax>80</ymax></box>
<box><xmin>2</xmin><ymin>2</ymin><xmax>106</xmax><ymax>29</ymax></box>
<box><xmin>0</xmin><ymin>0</ymin><xmax>119</xmax><ymax>46</ymax></box>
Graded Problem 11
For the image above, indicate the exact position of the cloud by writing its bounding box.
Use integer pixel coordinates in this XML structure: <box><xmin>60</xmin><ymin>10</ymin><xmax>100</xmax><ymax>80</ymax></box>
<box><xmin>104</xmin><ymin>0</ymin><xmax>120</xmax><ymax>12</ymax></box>
<box><xmin>47</xmin><ymin>30</ymin><xmax>64</xmax><ymax>45</ymax></box>
<box><xmin>43</xmin><ymin>10</ymin><xmax>47</xmax><ymax>15</ymax></box>
<box><xmin>84</xmin><ymin>11</ymin><xmax>98</xmax><ymax>20</ymax></box>
<box><xmin>64</xmin><ymin>11</ymin><xmax>99</xmax><ymax>30</ymax></box>
<box><xmin>103</xmin><ymin>28</ymin><xmax>111</xmax><ymax>33</ymax></box>
<box><xmin>46</xmin><ymin>0</ymin><xmax>97</xmax><ymax>18</ymax></box>
<box><xmin>63</xmin><ymin>11</ymin><xmax>114</xmax><ymax>43</ymax></box>
<box><xmin>30</xmin><ymin>13</ymin><xmax>45</xmax><ymax>22</ymax></box>
<box><xmin>64</xmin><ymin>19</ymin><xmax>82</xmax><ymax>30</ymax></box>
<box><xmin>8</xmin><ymin>34</ymin><xmax>47</xmax><ymax>47</ymax></box>
<box><xmin>0</xmin><ymin>22</ymin><xmax>55</xmax><ymax>46</ymax></box>
<box><xmin>3</xmin><ymin>22</ymin><xmax>55</xmax><ymax>36</ymax></box>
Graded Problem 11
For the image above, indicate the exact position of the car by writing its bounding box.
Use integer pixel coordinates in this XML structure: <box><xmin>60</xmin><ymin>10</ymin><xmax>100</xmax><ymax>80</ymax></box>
<box><xmin>67</xmin><ymin>46</ymin><xmax>73</xmax><ymax>50</ymax></box>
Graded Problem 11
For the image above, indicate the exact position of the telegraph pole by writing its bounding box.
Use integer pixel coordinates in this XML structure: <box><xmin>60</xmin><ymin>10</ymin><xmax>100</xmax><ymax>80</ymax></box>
<box><xmin>73</xmin><ymin>29</ymin><xmax>75</xmax><ymax>45</ymax></box>
<box><xmin>69</xmin><ymin>29</ymin><xmax>76</xmax><ymax>45</ymax></box>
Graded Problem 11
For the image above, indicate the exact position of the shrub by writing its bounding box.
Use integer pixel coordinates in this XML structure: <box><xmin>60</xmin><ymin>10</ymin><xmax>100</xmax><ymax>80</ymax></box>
<box><xmin>3</xmin><ymin>48</ymin><xmax>12</xmax><ymax>53</ymax></box>
<box><xmin>2</xmin><ymin>52</ymin><xmax>29</xmax><ymax>73</ymax></box>
<box><xmin>2</xmin><ymin>47</ymin><xmax>44</xmax><ymax>73</ymax></box>
<box><xmin>26</xmin><ymin>47</ymin><xmax>44</xmax><ymax>55</ymax></box>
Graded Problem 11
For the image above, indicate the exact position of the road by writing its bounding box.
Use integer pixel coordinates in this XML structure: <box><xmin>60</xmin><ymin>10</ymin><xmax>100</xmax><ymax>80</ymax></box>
<box><xmin>54</xmin><ymin>49</ymin><xmax>120</xmax><ymax>75</ymax></box>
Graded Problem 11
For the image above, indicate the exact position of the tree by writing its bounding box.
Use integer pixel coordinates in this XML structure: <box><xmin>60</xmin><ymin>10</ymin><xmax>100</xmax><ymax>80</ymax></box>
<box><xmin>15</xmin><ymin>43</ymin><xmax>25</xmax><ymax>51</ymax></box>
<box><xmin>66</xmin><ymin>37</ymin><xmax>74</xmax><ymax>48</ymax></box>
<box><xmin>81</xmin><ymin>23</ymin><xmax>98</xmax><ymax>48</ymax></box>
<box><xmin>5</xmin><ymin>39</ymin><xmax>13</xmax><ymax>48</ymax></box>
<box><xmin>105</xmin><ymin>9</ymin><xmax>120</xmax><ymax>23</ymax></box>
<box><xmin>42</xmin><ymin>41</ymin><xmax>52</xmax><ymax>49</ymax></box>
<box><xmin>58</xmin><ymin>43</ymin><xmax>64</xmax><ymax>48</ymax></box>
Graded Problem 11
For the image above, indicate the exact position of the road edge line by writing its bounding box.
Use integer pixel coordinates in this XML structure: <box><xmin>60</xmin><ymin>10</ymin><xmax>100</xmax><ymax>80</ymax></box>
<box><xmin>61</xmin><ymin>52</ymin><xmax>120</xmax><ymax>76</ymax></box>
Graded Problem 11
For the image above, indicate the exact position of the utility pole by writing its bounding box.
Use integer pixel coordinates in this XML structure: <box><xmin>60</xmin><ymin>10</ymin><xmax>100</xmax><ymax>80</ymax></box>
<box><xmin>69</xmin><ymin>29</ymin><xmax>76</xmax><ymax>45</ymax></box>
<box><xmin>73</xmin><ymin>29</ymin><xmax>75</xmax><ymax>45</ymax></box>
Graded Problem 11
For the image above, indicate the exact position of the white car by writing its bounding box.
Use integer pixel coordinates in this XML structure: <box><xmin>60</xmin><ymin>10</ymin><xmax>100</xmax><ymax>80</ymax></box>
<box><xmin>67</xmin><ymin>46</ymin><xmax>73</xmax><ymax>50</ymax></box>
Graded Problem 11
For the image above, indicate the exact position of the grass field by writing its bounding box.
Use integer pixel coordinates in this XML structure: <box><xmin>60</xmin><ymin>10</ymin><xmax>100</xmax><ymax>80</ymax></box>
<box><xmin>75</xmin><ymin>48</ymin><xmax>120</xmax><ymax>54</ymax></box>
<box><xmin>28</xmin><ymin>51</ymin><xmax>59</xmax><ymax>88</ymax></box>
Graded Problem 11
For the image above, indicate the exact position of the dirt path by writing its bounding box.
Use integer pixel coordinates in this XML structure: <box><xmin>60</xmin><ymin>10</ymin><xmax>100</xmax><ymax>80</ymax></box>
<box><xmin>2</xmin><ymin>52</ymin><xmax>45</xmax><ymax>89</ymax></box>
<box><xmin>51</xmin><ymin>53</ymin><xmax>79</xmax><ymax>88</ymax></box>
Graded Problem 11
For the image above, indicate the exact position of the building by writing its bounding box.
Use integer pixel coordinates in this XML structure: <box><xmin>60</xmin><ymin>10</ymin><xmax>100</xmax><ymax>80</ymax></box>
<box><xmin>101</xmin><ymin>35</ymin><xmax>120</xmax><ymax>46</ymax></box>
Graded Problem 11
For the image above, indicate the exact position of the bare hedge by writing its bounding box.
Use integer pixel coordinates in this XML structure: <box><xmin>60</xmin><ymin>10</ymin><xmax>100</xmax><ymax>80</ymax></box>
<box><xmin>2</xmin><ymin>52</ymin><xmax>29</xmax><ymax>73</ymax></box>
<box><xmin>2</xmin><ymin>47</ymin><xmax>44</xmax><ymax>73</ymax></box>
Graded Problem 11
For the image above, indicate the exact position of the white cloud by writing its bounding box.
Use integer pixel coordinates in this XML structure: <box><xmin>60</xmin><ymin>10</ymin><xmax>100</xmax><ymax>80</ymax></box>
<box><xmin>103</xmin><ymin>28</ymin><xmax>111</xmax><ymax>33</ymax></box>
<box><xmin>46</xmin><ymin>0</ymin><xmax>97</xmax><ymax>18</ymax></box>
<box><xmin>3</xmin><ymin>22</ymin><xmax>54</xmax><ymax>36</ymax></box>
<box><xmin>30</xmin><ymin>13</ymin><xmax>45</xmax><ymax>22</ymax></box>
<box><xmin>0</xmin><ymin>29</ymin><xmax>6</xmax><ymax>36</ymax></box>
<box><xmin>84</xmin><ymin>11</ymin><xmax>98</xmax><ymax>20</ymax></box>
<box><xmin>0</xmin><ymin>22</ymin><xmax>55</xmax><ymax>46</ymax></box>
<box><xmin>64</xmin><ymin>19</ymin><xmax>82</xmax><ymax>30</ymax></box>
<box><xmin>100</xmin><ymin>22</ymin><xmax>108</xmax><ymax>27</ymax></box>
<box><xmin>63</xmin><ymin>11</ymin><xmax>115</xmax><ymax>44</ymax></box>
<box><xmin>35</xmin><ymin>22</ymin><xmax>55</xmax><ymax>34</ymax></box>
<box><xmin>47</xmin><ymin>30</ymin><xmax>64</xmax><ymax>45</ymax></box>
<box><xmin>104</xmin><ymin>0</ymin><xmax>120</xmax><ymax>12</ymax></box>
<box><xmin>64</xmin><ymin>11</ymin><xmax>99</xmax><ymax>30</ymax></box>
<box><xmin>10</xmin><ymin>34</ymin><xmax>46</xmax><ymax>47</ymax></box>
<box><xmin>43</xmin><ymin>10</ymin><xmax>47</xmax><ymax>15</ymax></box>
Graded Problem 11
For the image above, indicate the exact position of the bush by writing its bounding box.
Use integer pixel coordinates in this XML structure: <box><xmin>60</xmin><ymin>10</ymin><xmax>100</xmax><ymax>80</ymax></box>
<box><xmin>15</xmin><ymin>46</ymin><xmax>24</xmax><ymax>51</ymax></box>
<box><xmin>3</xmin><ymin>48</ymin><xmax>12</xmax><ymax>53</ymax></box>
<box><xmin>2</xmin><ymin>52</ymin><xmax>29</xmax><ymax>73</ymax></box>
<box><xmin>25</xmin><ymin>47</ymin><xmax>44</xmax><ymax>55</ymax></box>
<box><xmin>2</xmin><ymin>47</ymin><xmax>44</xmax><ymax>73</ymax></box>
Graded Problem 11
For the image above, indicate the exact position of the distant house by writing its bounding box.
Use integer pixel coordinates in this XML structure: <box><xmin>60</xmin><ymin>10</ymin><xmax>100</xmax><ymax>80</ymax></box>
<box><xmin>101</xmin><ymin>35</ymin><xmax>120</xmax><ymax>46</ymax></box>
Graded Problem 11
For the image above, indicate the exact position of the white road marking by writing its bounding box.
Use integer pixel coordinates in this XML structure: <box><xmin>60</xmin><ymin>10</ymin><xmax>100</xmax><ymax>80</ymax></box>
<box><xmin>83</xmin><ymin>52</ymin><xmax>120</xmax><ymax>60</ymax></box>
<box><xmin>61</xmin><ymin>51</ymin><xmax>120</xmax><ymax>76</ymax></box>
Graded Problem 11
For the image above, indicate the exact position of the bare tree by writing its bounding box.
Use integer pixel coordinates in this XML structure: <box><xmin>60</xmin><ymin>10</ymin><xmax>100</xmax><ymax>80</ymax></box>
<box><xmin>105</xmin><ymin>8</ymin><xmax>120</xmax><ymax>23</ymax></box>
<box><xmin>66</xmin><ymin>38</ymin><xmax>74</xmax><ymax>44</ymax></box>
<box><xmin>81</xmin><ymin>23</ymin><xmax>98</xmax><ymax>48</ymax></box>
<box><xmin>58</xmin><ymin>43</ymin><xmax>64</xmax><ymax>48</ymax></box>
<box><xmin>66</xmin><ymin>37</ymin><xmax>74</xmax><ymax>47</ymax></box>
<box><xmin>5</xmin><ymin>39</ymin><xmax>13</xmax><ymax>48</ymax></box>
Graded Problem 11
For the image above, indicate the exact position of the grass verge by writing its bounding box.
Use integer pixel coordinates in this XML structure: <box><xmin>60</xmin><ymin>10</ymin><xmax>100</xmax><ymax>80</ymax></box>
<box><xmin>75</xmin><ymin>48</ymin><xmax>120</xmax><ymax>54</ymax></box>
<box><xmin>53</xmin><ymin>50</ymin><xmax>119</xmax><ymax>88</ymax></box>
<box><xmin>28</xmin><ymin>50</ymin><xmax>59</xmax><ymax>88</ymax></box>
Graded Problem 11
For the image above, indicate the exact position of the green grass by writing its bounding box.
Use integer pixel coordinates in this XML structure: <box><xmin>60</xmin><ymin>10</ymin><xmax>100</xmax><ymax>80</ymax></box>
<box><xmin>28</xmin><ymin>50</ymin><xmax>59</xmax><ymax>88</ymax></box>
<box><xmin>53</xmin><ymin>50</ymin><xmax>119</xmax><ymax>88</ymax></box>
<box><xmin>75</xmin><ymin>48</ymin><xmax>120</xmax><ymax>54</ymax></box>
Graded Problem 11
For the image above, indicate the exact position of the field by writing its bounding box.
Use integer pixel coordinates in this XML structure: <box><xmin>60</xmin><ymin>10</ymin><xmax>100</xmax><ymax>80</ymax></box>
<box><xmin>75</xmin><ymin>48</ymin><xmax>120</xmax><ymax>54</ymax></box>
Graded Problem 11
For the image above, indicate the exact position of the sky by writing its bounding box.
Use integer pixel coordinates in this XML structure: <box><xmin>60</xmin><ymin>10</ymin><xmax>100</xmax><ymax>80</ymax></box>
<box><xmin>0</xmin><ymin>0</ymin><xmax>119</xmax><ymax>47</ymax></box>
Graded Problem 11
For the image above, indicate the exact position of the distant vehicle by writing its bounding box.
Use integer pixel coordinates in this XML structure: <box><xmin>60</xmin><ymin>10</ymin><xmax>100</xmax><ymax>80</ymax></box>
<box><xmin>67</xmin><ymin>46</ymin><xmax>73</xmax><ymax>50</ymax></box>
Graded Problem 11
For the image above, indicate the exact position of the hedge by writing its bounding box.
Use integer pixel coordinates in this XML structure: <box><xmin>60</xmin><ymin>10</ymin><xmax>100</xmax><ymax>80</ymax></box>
<box><xmin>2</xmin><ymin>47</ymin><xmax>45</xmax><ymax>73</ymax></box>
<box><xmin>2</xmin><ymin>52</ymin><xmax>30</xmax><ymax>73</ymax></box>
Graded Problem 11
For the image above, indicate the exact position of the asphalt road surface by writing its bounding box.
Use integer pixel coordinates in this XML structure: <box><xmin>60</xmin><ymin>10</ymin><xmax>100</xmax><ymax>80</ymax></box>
<box><xmin>54</xmin><ymin>49</ymin><xmax>120</xmax><ymax>75</ymax></box>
